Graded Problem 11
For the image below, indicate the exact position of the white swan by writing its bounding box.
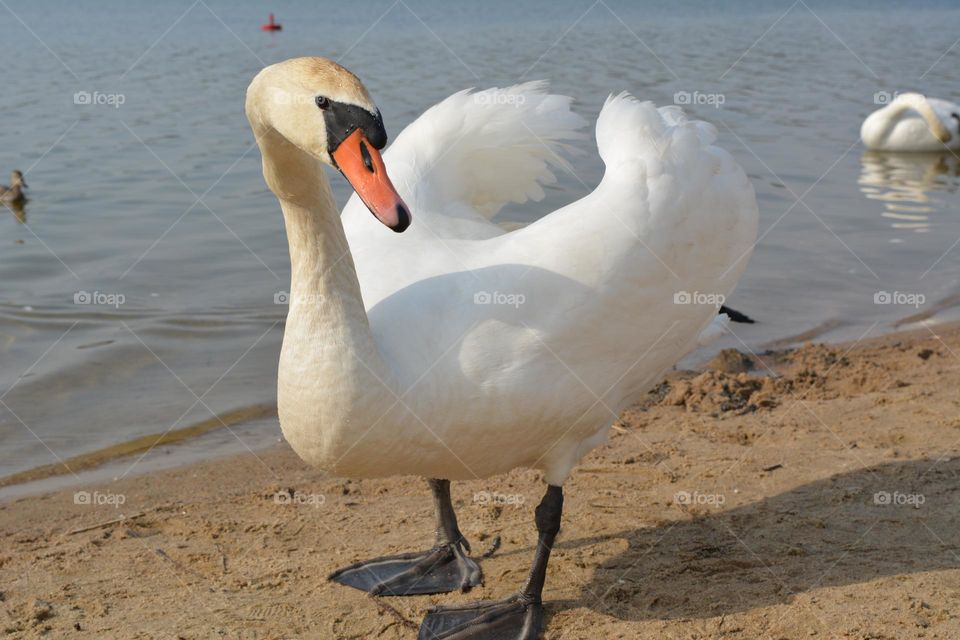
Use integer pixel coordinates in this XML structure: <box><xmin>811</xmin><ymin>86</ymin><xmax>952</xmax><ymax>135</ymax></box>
<box><xmin>861</xmin><ymin>93</ymin><xmax>960</xmax><ymax>151</ymax></box>
<box><xmin>246</xmin><ymin>57</ymin><xmax>758</xmax><ymax>639</ymax></box>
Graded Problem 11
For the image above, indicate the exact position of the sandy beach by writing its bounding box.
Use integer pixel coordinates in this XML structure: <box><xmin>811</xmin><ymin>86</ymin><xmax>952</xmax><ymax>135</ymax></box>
<box><xmin>7</xmin><ymin>2</ymin><xmax>960</xmax><ymax>639</ymax></box>
<box><xmin>2</xmin><ymin>323</ymin><xmax>959</xmax><ymax>639</ymax></box>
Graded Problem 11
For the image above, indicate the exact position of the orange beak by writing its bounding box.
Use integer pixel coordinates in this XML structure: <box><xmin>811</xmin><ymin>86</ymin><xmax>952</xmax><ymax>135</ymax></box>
<box><xmin>332</xmin><ymin>129</ymin><xmax>411</xmax><ymax>233</ymax></box>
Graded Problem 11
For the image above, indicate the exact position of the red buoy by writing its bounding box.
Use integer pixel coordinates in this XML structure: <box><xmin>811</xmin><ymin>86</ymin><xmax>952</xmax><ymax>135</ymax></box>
<box><xmin>261</xmin><ymin>13</ymin><xmax>282</xmax><ymax>31</ymax></box>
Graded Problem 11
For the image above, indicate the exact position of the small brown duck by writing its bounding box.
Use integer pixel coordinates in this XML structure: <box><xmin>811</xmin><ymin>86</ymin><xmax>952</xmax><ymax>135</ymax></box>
<box><xmin>0</xmin><ymin>171</ymin><xmax>27</xmax><ymax>204</ymax></box>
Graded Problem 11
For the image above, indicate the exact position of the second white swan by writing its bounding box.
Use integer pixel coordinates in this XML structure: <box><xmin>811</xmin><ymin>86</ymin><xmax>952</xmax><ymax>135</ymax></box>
<box><xmin>861</xmin><ymin>92</ymin><xmax>960</xmax><ymax>152</ymax></box>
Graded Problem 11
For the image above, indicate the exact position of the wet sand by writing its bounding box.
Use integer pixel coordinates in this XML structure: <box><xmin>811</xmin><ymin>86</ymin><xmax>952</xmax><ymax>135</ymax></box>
<box><xmin>2</xmin><ymin>324</ymin><xmax>960</xmax><ymax>639</ymax></box>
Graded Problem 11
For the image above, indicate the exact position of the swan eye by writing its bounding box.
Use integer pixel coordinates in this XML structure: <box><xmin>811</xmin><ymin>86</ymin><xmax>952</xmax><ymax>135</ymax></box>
<box><xmin>315</xmin><ymin>96</ymin><xmax>330</xmax><ymax>110</ymax></box>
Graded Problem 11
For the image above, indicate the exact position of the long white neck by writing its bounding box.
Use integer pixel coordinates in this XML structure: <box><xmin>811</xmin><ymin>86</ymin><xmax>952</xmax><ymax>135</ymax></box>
<box><xmin>867</xmin><ymin>94</ymin><xmax>951</xmax><ymax>146</ymax></box>
<box><xmin>257</xmin><ymin>128</ymin><xmax>396</xmax><ymax>436</ymax></box>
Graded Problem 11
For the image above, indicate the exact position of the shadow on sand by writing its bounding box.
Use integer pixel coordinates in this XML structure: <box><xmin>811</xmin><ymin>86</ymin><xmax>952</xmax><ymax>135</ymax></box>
<box><xmin>568</xmin><ymin>458</ymin><xmax>959</xmax><ymax>620</ymax></box>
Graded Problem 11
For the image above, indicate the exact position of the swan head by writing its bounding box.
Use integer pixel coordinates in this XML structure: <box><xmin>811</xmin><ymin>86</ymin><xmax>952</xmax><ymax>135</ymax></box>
<box><xmin>246</xmin><ymin>57</ymin><xmax>410</xmax><ymax>232</ymax></box>
<box><xmin>9</xmin><ymin>170</ymin><xmax>25</xmax><ymax>188</ymax></box>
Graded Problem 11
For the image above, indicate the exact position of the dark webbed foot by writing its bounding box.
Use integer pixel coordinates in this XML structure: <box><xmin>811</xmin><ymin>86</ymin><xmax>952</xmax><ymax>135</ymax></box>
<box><xmin>329</xmin><ymin>538</ymin><xmax>482</xmax><ymax>596</ymax></box>
<box><xmin>329</xmin><ymin>478</ymin><xmax>483</xmax><ymax>596</ymax></box>
<box><xmin>418</xmin><ymin>594</ymin><xmax>542</xmax><ymax>640</ymax></box>
<box><xmin>418</xmin><ymin>484</ymin><xmax>563</xmax><ymax>640</ymax></box>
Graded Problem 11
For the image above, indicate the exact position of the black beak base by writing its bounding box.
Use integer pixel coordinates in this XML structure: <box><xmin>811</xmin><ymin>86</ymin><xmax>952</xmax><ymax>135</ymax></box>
<box><xmin>324</xmin><ymin>101</ymin><xmax>388</xmax><ymax>162</ymax></box>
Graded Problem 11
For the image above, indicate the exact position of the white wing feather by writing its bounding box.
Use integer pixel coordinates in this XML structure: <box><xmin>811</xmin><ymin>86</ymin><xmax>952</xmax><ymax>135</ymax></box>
<box><xmin>343</xmin><ymin>82</ymin><xmax>586</xmax><ymax>240</ymax></box>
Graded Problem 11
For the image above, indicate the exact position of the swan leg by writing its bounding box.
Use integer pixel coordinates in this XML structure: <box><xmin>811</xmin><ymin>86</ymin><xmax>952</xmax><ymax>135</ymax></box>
<box><xmin>329</xmin><ymin>478</ymin><xmax>483</xmax><ymax>596</ymax></box>
<box><xmin>418</xmin><ymin>484</ymin><xmax>563</xmax><ymax>640</ymax></box>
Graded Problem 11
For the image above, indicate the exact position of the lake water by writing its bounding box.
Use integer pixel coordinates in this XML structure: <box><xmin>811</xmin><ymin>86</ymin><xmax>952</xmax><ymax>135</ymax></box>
<box><xmin>3</xmin><ymin>0</ymin><xmax>960</xmax><ymax>487</ymax></box>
